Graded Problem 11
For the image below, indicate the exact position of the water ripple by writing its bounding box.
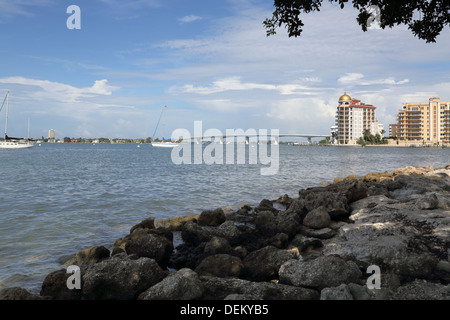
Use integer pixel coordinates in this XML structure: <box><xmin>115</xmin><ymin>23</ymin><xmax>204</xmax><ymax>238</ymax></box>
<box><xmin>0</xmin><ymin>143</ymin><xmax>448</xmax><ymax>293</ymax></box>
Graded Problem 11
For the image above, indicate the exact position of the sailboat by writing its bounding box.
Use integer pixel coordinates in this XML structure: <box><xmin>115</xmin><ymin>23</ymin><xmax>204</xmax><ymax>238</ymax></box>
<box><xmin>151</xmin><ymin>105</ymin><xmax>178</xmax><ymax>148</ymax></box>
<box><xmin>0</xmin><ymin>91</ymin><xmax>34</xmax><ymax>149</ymax></box>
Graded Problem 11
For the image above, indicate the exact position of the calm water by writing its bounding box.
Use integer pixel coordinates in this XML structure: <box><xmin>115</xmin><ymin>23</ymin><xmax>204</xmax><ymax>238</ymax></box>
<box><xmin>0</xmin><ymin>143</ymin><xmax>449</xmax><ymax>294</ymax></box>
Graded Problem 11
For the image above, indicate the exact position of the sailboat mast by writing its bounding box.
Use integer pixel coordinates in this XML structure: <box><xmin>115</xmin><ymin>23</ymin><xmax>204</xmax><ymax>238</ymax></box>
<box><xmin>4</xmin><ymin>91</ymin><xmax>9</xmax><ymax>139</ymax></box>
<box><xmin>162</xmin><ymin>105</ymin><xmax>166</xmax><ymax>141</ymax></box>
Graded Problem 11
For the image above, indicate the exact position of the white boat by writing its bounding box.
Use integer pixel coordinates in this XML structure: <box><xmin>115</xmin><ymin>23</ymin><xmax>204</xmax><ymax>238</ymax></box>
<box><xmin>0</xmin><ymin>91</ymin><xmax>34</xmax><ymax>149</ymax></box>
<box><xmin>151</xmin><ymin>141</ymin><xmax>179</xmax><ymax>148</ymax></box>
<box><xmin>151</xmin><ymin>105</ymin><xmax>178</xmax><ymax>148</ymax></box>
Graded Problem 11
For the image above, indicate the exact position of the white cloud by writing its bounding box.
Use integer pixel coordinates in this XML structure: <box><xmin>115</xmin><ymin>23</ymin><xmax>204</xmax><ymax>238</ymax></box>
<box><xmin>0</xmin><ymin>0</ymin><xmax>53</xmax><ymax>21</ymax></box>
<box><xmin>361</xmin><ymin>78</ymin><xmax>410</xmax><ymax>86</ymax></box>
<box><xmin>3</xmin><ymin>0</ymin><xmax>450</xmax><ymax>138</ymax></box>
<box><xmin>179</xmin><ymin>15</ymin><xmax>202</xmax><ymax>23</ymax></box>
<box><xmin>88</xmin><ymin>79</ymin><xmax>118</xmax><ymax>95</ymax></box>
<box><xmin>302</xmin><ymin>77</ymin><xmax>322</xmax><ymax>83</ymax></box>
<box><xmin>338</xmin><ymin>73</ymin><xmax>409</xmax><ymax>86</ymax></box>
<box><xmin>338</xmin><ymin>73</ymin><xmax>364</xmax><ymax>84</ymax></box>
<box><xmin>123</xmin><ymin>2</ymin><xmax>450</xmax><ymax>137</ymax></box>
<box><xmin>0</xmin><ymin>77</ymin><xmax>119</xmax><ymax>103</ymax></box>
<box><xmin>175</xmin><ymin>76</ymin><xmax>316</xmax><ymax>96</ymax></box>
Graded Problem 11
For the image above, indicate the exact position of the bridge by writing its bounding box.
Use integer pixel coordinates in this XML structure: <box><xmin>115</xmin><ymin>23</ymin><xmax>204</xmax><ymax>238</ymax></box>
<box><xmin>180</xmin><ymin>133</ymin><xmax>330</xmax><ymax>145</ymax></box>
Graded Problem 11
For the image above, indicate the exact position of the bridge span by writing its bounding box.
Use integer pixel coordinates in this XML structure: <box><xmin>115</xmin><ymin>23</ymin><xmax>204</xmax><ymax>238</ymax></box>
<box><xmin>180</xmin><ymin>133</ymin><xmax>330</xmax><ymax>145</ymax></box>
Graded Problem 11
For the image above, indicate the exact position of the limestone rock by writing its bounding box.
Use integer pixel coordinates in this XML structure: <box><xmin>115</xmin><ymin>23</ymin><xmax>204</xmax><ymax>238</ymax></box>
<box><xmin>394</xmin><ymin>279</ymin><xmax>450</xmax><ymax>300</ymax></box>
<box><xmin>138</xmin><ymin>268</ymin><xmax>203</xmax><ymax>300</ymax></box>
<box><xmin>82</xmin><ymin>254</ymin><xmax>165</xmax><ymax>300</ymax></box>
<box><xmin>302</xmin><ymin>206</ymin><xmax>331</xmax><ymax>229</ymax></box>
<box><xmin>200</xmin><ymin>276</ymin><xmax>319</xmax><ymax>300</ymax></box>
<box><xmin>40</xmin><ymin>268</ymin><xmax>83</xmax><ymax>300</ymax></box>
<box><xmin>181</xmin><ymin>221</ymin><xmax>213</xmax><ymax>246</ymax></box>
<box><xmin>242</xmin><ymin>245</ymin><xmax>299</xmax><ymax>281</ymax></box>
<box><xmin>0</xmin><ymin>287</ymin><xmax>49</xmax><ymax>300</ymax></box>
<box><xmin>279</xmin><ymin>255</ymin><xmax>362</xmax><ymax>289</ymax></box>
<box><xmin>124</xmin><ymin>229</ymin><xmax>173</xmax><ymax>267</ymax></box>
<box><xmin>320</xmin><ymin>284</ymin><xmax>354</xmax><ymax>300</ymax></box>
<box><xmin>155</xmin><ymin>215</ymin><xmax>199</xmax><ymax>231</ymax></box>
<box><xmin>204</xmin><ymin>236</ymin><xmax>232</xmax><ymax>256</ymax></box>
<box><xmin>195</xmin><ymin>254</ymin><xmax>243</xmax><ymax>278</ymax></box>
<box><xmin>130</xmin><ymin>216</ymin><xmax>155</xmax><ymax>234</ymax></box>
<box><xmin>198</xmin><ymin>208</ymin><xmax>226</xmax><ymax>226</ymax></box>
<box><xmin>63</xmin><ymin>246</ymin><xmax>110</xmax><ymax>266</ymax></box>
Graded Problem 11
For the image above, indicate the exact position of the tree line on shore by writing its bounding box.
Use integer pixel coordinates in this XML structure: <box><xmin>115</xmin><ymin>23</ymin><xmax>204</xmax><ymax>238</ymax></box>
<box><xmin>42</xmin><ymin>137</ymin><xmax>162</xmax><ymax>144</ymax></box>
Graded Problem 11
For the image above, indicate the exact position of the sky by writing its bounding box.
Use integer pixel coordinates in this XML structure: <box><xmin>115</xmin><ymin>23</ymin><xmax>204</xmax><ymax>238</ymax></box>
<box><xmin>1</xmin><ymin>0</ymin><xmax>450</xmax><ymax>140</ymax></box>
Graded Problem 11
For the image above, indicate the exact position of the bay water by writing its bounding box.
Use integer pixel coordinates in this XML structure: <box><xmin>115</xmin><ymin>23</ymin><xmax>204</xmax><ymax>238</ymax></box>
<box><xmin>0</xmin><ymin>143</ymin><xmax>448</xmax><ymax>294</ymax></box>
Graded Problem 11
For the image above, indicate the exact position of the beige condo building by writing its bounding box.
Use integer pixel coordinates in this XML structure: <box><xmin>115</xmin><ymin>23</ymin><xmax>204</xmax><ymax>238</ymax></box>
<box><xmin>335</xmin><ymin>93</ymin><xmax>383</xmax><ymax>144</ymax></box>
<box><xmin>397</xmin><ymin>97</ymin><xmax>450</xmax><ymax>143</ymax></box>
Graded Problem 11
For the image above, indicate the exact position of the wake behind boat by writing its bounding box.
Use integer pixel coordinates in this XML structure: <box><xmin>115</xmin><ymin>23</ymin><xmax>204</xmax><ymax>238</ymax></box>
<box><xmin>151</xmin><ymin>105</ymin><xmax>178</xmax><ymax>148</ymax></box>
<box><xmin>0</xmin><ymin>91</ymin><xmax>34</xmax><ymax>149</ymax></box>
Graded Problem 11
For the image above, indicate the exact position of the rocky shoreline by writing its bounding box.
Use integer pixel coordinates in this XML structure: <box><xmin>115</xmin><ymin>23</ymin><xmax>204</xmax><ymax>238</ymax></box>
<box><xmin>1</xmin><ymin>165</ymin><xmax>449</xmax><ymax>300</ymax></box>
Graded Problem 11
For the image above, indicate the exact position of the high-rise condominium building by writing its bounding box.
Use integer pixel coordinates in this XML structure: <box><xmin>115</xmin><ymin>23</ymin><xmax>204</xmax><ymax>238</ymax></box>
<box><xmin>397</xmin><ymin>97</ymin><xmax>450</xmax><ymax>143</ymax></box>
<box><xmin>335</xmin><ymin>93</ymin><xmax>383</xmax><ymax>144</ymax></box>
<box><xmin>48</xmin><ymin>129</ymin><xmax>56</xmax><ymax>143</ymax></box>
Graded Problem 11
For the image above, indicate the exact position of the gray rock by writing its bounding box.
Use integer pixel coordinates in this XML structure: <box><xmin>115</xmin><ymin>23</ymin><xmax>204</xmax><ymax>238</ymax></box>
<box><xmin>198</xmin><ymin>208</ymin><xmax>226</xmax><ymax>226</ymax></box>
<box><xmin>82</xmin><ymin>254</ymin><xmax>165</xmax><ymax>300</ymax></box>
<box><xmin>224</xmin><ymin>293</ymin><xmax>258</xmax><ymax>300</ymax></box>
<box><xmin>302</xmin><ymin>206</ymin><xmax>331</xmax><ymax>229</ymax></box>
<box><xmin>181</xmin><ymin>221</ymin><xmax>213</xmax><ymax>246</ymax></box>
<box><xmin>276</xmin><ymin>210</ymin><xmax>302</xmax><ymax>237</ymax></box>
<box><xmin>213</xmin><ymin>221</ymin><xmax>241</xmax><ymax>245</ymax></box>
<box><xmin>347</xmin><ymin>283</ymin><xmax>371</xmax><ymax>300</ymax></box>
<box><xmin>124</xmin><ymin>230</ymin><xmax>173</xmax><ymax>267</ymax></box>
<box><xmin>436</xmin><ymin>260</ymin><xmax>450</xmax><ymax>281</ymax></box>
<box><xmin>130</xmin><ymin>216</ymin><xmax>155</xmax><ymax>234</ymax></box>
<box><xmin>415</xmin><ymin>193</ymin><xmax>439</xmax><ymax>210</ymax></box>
<box><xmin>298</xmin><ymin>225</ymin><xmax>336</xmax><ymax>239</ymax></box>
<box><xmin>320</xmin><ymin>284</ymin><xmax>354</xmax><ymax>300</ymax></box>
<box><xmin>255</xmin><ymin>199</ymin><xmax>278</xmax><ymax>213</ymax></box>
<box><xmin>267</xmin><ymin>233</ymin><xmax>289</xmax><ymax>249</ymax></box>
<box><xmin>298</xmin><ymin>180</ymin><xmax>368</xmax><ymax>220</ymax></box>
<box><xmin>289</xmin><ymin>234</ymin><xmax>323</xmax><ymax>255</ymax></box>
<box><xmin>254</xmin><ymin>209</ymin><xmax>301</xmax><ymax>238</ymax></box>
<box><xmin>325</xmin><ymin>192</ymin><xmax>448</xmax><ymax>279</ymax></box>
<box><xmin>40</xmin><ymin>268</ymin><xmax>84</xmax><ymax>300</ymax></box>
<box><xmin>284</xmin><ymin>198</ymin><xmax>307</xmax><ymax>218</ymax></box>
<box><xmin>200</xmin><ymin>276</ymin><xmax>319</xmax><ymax>300</ymax></box>
<box><xmin>138</xmin><ymin>268</ymin><xmax>203</xmax><ymax>300</ymax></box>
<box><xmin>394</xmin><ymin>279</ymin><xmax>450</xmax><ymax>300</ymax></box>
<box><xmin>279</xmin><ymin>255</ymin><xmax>362</xmax><ymax>289</ymax></box>
<box><xmin>63</xmin><ymin>246</ymin><xmax>110</xmax><ymax>266</ymax></box>
<box><xmin>195</xmin><ymin>254</ymin><xmax>243</xmax><ymax>278</ymax></box>
<box><xmin>233</xmin><ymin>246</ymin><xmax>248</xmax><ymax>259</ymax></box>
<box><xmin>243</xmin><ymin>245</ymin><xmax>300</xmax><ymax>281</ymax></box>
<box><xmin>204</xmin><ymin>236</ymin><xmax>232</xmax><ymax>256</ymax></box>
<box><xmin>0</xmin><ymin>287</ymin><xmax>49</xmax><ymax>300</ymax></box>
<box><xmin>300</xmin><ymin>190</ymin><xmax>349</xmax><ymax>219</ymax></box>
<box><xmin>347</xmin><ymin>283</ymin><xmax>395</xmax><ymax>300</ymax></box>
<box><xmin>254</xmin><ymin>210</ymin><xmax>277</xmax><ymax>236</ymax></box>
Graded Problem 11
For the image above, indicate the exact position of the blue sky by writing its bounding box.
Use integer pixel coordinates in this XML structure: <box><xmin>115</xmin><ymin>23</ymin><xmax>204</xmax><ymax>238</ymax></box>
<box><xmin>1</xmin><ymin>0</ymin><xmax>450</xmax><ymax>140</ymax></box>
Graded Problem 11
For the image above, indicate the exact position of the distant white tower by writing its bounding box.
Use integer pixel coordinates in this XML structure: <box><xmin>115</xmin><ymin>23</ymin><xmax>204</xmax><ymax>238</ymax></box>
<box><xmin>48</xmin><ymin>129</ymin><xmax>56</xmax><ymax>142</ymax></box>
